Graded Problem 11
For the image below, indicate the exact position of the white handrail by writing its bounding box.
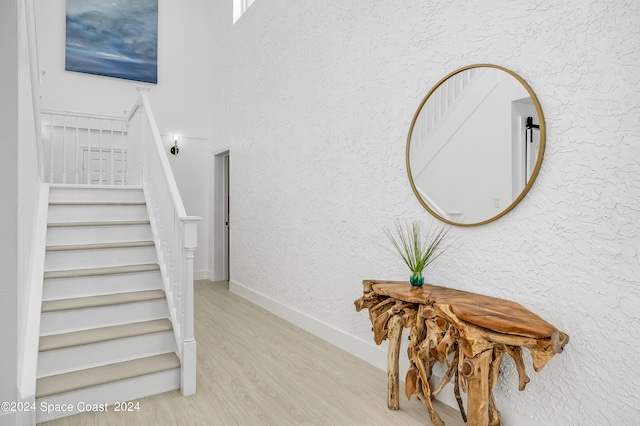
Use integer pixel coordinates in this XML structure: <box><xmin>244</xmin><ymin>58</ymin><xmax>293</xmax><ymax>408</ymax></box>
<box><xmin>416</xmin><ymin>186</ymin><xmax>464</xmax><ymax>223</ymax></box>
<box><xmin>126</xmin><ymin>87</ymin><xmax>199</xmax><ymax>396</ymax></box>
<box><xmin>135</xmin><ymin>87</ymin><xmax>187</xmax><ymax>217</ymax></box>
<box><xmin>42</xmin><ymin>108</ymin><xmax>126</xmax><ymax>121</ymax></box>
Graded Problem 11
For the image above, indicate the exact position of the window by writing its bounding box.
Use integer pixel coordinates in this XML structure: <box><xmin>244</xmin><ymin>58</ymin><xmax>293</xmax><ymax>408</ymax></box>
<box><xmin>233</xmin><ymin>0</ymin><xmax>255</xmax><ymax>23</ymax></box>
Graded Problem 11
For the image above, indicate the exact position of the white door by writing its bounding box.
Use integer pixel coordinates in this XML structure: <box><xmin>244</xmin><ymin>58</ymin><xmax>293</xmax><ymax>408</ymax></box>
<box><xmin>82</xmin><ymin>147</ymin><xmax>126</xmax><ymax>185</ymax></box>
<box><xmin>511</xmin><ymin>99</ymin><xmax>540</xmax><ymax>199</ymax></box>
<box><xmin>223</xmin><ymin>154</ymin><xmax>230</xmax><ymax>281</ymax></box>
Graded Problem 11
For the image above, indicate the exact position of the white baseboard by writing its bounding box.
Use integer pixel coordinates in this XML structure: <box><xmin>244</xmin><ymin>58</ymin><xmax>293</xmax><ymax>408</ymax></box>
<box><xmin>229</xmin><ymin>279</ymin><xmax>537</xmax><ymax>426</ymax></box>
<box><xmin>194</xmin><ymin>269</ymin><xmax>211</xmax><ymax>281</ymax></box>
<box><xmin>229</xmin><ymin>280</ymin><xmax>388</xmax><ymax>369</ymax></box>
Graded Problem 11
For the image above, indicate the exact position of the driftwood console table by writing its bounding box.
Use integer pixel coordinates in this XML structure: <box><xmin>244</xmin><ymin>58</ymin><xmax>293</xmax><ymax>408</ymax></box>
<box><xmin>354</xmin><ymin>280</ymin><xmax>568</xmax><ymax>426</ymax></box>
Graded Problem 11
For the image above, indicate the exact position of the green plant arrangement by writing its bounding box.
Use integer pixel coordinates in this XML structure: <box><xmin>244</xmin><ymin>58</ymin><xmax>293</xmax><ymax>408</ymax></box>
<box><xmin>382</xmin><ymin>220</ymin><xmax>452</xmax><ymax>286</ymax></box>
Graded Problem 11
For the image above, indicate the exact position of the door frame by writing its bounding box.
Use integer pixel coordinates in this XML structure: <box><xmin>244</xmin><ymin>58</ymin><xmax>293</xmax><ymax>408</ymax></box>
<box><xmin>212</xmin><ymin>149</ymin><xmax>230</xmax><ymax>281</ymax></box>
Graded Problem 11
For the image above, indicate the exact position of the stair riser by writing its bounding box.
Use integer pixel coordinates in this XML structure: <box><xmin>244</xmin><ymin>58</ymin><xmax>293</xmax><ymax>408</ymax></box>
<box><xmin>38</xmin><ymin>331</ymin><xmax>177</xmax><ymax>378</ymax></box>
<box><xmin>35</xmin><ymin>368</ymin><xmax>180</xmax><ymax>423</ymax></box>
<box><xmin>43</xmin><ymin>271</ymin><xmax>163</xmax><ymax>301</ymax></box>
<box><xmin>48</xmin><ymin>204</ymin><xmax>149</xmax><ymax>223</ymax></box>
<box><xmin>46</xmin><ymin>224</ymin><xmax>153</xmax><ymax>246</ymax></box>
<box><xmin>44</xmin><ymin>246</ymin><xmax>157</xmax><ymax>271</ymax></box>
<box><xmin>49</xmin><ymin>187</ymin><xmax>145</xmax><ymax>203</ymax></box>
<box><xmin>40</xmin><ymin>300</ymin><xmax>170</xmax><ymax>336</ymax></box>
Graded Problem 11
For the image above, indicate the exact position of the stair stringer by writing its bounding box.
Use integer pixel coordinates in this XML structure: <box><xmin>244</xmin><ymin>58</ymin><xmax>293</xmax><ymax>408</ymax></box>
<box><xmin>18</xmin><ymin>183</ymin><xmax>49</xmax><ymax>426</ymax></box>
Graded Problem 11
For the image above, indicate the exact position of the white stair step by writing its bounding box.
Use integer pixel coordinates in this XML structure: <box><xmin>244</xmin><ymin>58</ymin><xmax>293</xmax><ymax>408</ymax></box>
<box><xmin>43</xmin><ymin>267</ymin><xmax>162</xmax><ymax>300</ymax></box>
<box><xmin>50</xmin><ymin>201</ymin><xmax>145</xmax><ymax>206</ymax></box>
<box><xmin>46</xmin><ymin>240</ymin><xmax>154</xmax><ymax>251</ymax></box>
<box><xmin>47</xmin><ymin>221</ymin><xmax>153</xmax><ymax>245</ymax></box>
<box><xmin>48</xmin><ymin>220</ymin><xmax>150</xmax><ymax>227</ymax></box>
<box><xmin>49</xmin><ymin>185</ymin><xmax>145</xmax><ymax>203</ymax></box>
<box><xmin>44</xmin><ymin>263</ymin><xmax>160</xmax><ymax>280</ymax></box>
<box><xmin>36</xmin><ymin>367</ymin><xmax>180</xmax><ymax>423</ymax></box>
<box><xmin>40</xmin><ymin>319</ymin><xmax>173</xmax><ymax>351</ymax></box>
<box><xmin>38</xmin><ymin>331</ymin><xmax>176</xmax><ymax>378</ymax></box>
<box><xmin>38</xmin><ymin>321</ymin><xmax>176</xmax><ymax>378</ymax></box>
<box><xmin>42</xmin><ymin>289</ymin><xmax>166</xmax><ymax>313</ymax></box>
<box><xmin>48</xmin><ymin>203</ymin><xmax>149</xmax><ymax>223</ymax></box>
<box><xmin>40</xmin><ymin>297</ymin><xmax>170</xmax><ymax>336</ymax></box>
<box><xmin>44</xmin><ymin>242</ymin><xmax>157</xmax><ymax>271</ymax></box>
<box><xmin>36</xmin><ymin>352</ymin><xmax>180</xmax><ymax>398</ymax></box>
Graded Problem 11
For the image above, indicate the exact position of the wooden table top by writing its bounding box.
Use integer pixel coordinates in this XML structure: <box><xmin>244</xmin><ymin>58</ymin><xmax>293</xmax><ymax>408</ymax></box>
<box><xmin>367</xmin><ymin>280</ymin><xmax>560</xmax><ymax>340</ymax></box>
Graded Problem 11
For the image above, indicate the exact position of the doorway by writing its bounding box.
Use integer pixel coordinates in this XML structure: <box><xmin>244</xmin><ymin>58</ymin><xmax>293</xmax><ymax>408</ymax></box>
<box><xmin>223</xmin><ymin>153</ymin><xmax>230</xmax><ymax>281</ymax></box>
<box><xmin>213</xmin><ymin>150</ymin><xmax>230</xmax><ymax>282</ymax></box>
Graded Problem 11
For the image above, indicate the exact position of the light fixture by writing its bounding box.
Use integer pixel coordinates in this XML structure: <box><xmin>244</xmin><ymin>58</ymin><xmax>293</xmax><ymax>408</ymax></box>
<box><xmin>170</xmin><ymin>135</ymin><xmax>179</xmax><ymax>155</ymax></box>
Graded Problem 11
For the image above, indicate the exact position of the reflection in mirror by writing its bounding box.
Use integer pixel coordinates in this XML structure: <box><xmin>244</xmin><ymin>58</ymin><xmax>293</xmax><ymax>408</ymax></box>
<box><xmin>407</xmin><ymin>64</ymin><xmax>545</xmax><ymax>226</ymax></box>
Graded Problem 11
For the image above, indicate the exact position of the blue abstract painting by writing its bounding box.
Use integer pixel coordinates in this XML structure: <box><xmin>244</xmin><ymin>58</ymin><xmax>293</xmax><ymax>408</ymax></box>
<box><xmin>65</xmin><ymin>0</ymin><xmax>158</xmax><ymax>84</ymax></box>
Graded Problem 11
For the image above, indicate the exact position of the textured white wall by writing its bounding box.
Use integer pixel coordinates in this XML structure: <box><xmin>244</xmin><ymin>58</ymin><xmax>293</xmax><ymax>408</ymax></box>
<box><xmin>209</xmin><ymin>1</ymin><xmax>640</xmax><ymax>424</ymax></box>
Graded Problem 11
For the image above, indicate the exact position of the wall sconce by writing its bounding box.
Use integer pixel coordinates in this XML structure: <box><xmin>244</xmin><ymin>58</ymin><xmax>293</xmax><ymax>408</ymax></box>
<box><xmin>170</xmin><ymin>135</ymin><xmax>179</xmax><ymax>155</ymax></box>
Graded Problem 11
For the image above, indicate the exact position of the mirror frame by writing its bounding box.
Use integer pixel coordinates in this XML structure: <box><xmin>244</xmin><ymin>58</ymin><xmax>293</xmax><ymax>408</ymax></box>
<box><xmin>406</xmin><ymin>64</ymin><xmax>546</xmax><ymax>227</ymax></box>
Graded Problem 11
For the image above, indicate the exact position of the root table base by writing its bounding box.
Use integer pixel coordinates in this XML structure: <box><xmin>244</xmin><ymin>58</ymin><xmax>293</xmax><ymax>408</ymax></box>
<box><xmin>355</xmin><ymin>280</ymin><xmax>569</xmax><ymax>426</ymax></box>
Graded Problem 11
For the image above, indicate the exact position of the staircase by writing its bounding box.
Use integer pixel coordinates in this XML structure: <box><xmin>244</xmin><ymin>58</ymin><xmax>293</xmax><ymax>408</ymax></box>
<box><xmin>36</xmin><ymin>185</ymin><xmax>181</xmax><ymax>423</ymax></box>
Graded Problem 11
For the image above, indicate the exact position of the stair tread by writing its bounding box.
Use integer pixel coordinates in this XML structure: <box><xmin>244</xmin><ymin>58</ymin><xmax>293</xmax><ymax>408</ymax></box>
<box><xmin>46</xmin><ymin>241</ymin><xmax>154</xmax><ymax>252</ymax></box>
<box><xmin>36</xmin><ymin>352</ymin><xmax>180</xmax><ymax>398</ymax></box>
<box><xmin>44</xmin><ymin>263</ymin><xmax>160</xmax><ymax>280</ymax></box>
<box><xmin>49</xmin><ymin>201</ymin><xmax>146</xmax><ymax>206</ymax></box>
<box><xmin>39</xmin><ymin>319</ymin><xmax>173</xmax><ymax>352</ymax></box>
<box><xmin>50</xmin><ymin>184</ymin><xmax>143</xmax><ymax>190</ymax></box>
<box><xmin>42</xmin><ymin>290</ymin><xmax>166</xmax><ymax>313</ymax></box>
<box><xmin>48</xmin><ymin>220</ymin><xmax>151</xmax><ymax>228</ymax></box>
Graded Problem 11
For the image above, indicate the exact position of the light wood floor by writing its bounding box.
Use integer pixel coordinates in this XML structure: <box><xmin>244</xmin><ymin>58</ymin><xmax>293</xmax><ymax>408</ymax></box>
<box><xmin>43</xmin><ymin>280</ymin><xmax>466</xmax><ymax>425</ymax></box>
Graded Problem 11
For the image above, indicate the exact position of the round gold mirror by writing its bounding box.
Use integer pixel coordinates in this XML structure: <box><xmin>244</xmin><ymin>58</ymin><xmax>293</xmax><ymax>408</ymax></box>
<box><xmin>407</xmin><ymin>64</ymin><xmax>545</xmax><ymax>226</ymax></box>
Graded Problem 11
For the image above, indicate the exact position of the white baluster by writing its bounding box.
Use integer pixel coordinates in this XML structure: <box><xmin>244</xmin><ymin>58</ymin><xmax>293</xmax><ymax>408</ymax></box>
<box><xmin>121</xmin><ymin>119</ymin><xmax>126</xmax><ymax>185</ymax></box>
<box><xmin>98</xmin><ymin>120</ymin><xmax>103</xmax><ymax>185</ymax></box>
<box><xmin>74</xmin><ymin>117</ymin><xmax>79</xmax><ymax>184</ymax></box>
<box><xmin>427</xmin><ymin>96</ymin><xmax>434</xmax><ymax>135</ymax></box>
<box><xmin>110</xmin><ymin>119</ymin><xmax>115</xmax><ymax>185</ymax></box>
<box><xmin>49</xmin><ymin>116</ymin><xmax>53</xmax><ymax>183</ymax></box>
<box><xmin>62</xmin><ymin>115</ymin><xmax>67</xmax><ymax>184</ymax></box>
<box><xmin>86</xmin><ymin>119</ymin><xmax>92</xmax><ymax>184</ymax></box>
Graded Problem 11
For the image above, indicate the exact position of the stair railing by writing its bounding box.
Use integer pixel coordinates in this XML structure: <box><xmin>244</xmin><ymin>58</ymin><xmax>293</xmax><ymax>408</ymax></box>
<box><xmin>126</xmin><ymin>87</ymin><xmax>200</xmax><ymax>396</ymax></box>
<box><xmin>40</xmin><ymin>109</ymin><xmax>128</xmax><ymax>185</ymax></box>
<box><xmin>410</xmin><ymin>67</ymin><xmax>482</xmax><ymax>155</ymax></box>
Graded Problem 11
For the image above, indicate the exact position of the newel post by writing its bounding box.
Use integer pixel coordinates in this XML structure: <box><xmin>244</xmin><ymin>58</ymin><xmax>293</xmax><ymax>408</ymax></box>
<box><xmin>180</xmin><ymin>216</ymin><xmax>200</xmax><ymax>396</ymax></box>
<box><xmin>136</xmin><ymin>86</ymin><xmax>151</xmax><ymax>99</ymax></box>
